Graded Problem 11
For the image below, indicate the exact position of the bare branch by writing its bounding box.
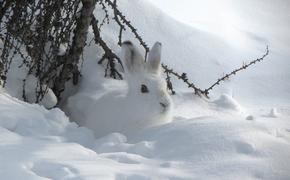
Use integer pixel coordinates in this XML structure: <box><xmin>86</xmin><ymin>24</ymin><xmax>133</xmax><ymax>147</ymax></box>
<box><xmin>161</xmin><ymin>63</ymin><xmax>208</xmax><ymax>97</ymax></box>
<box><xmin>204</xmin><ymin>46</ymin><xmax>269</xmax><ymax>95</ymax></box>
<box><xmin>104</xmin><ymin>0</ymin><xmax>150</xmax><ymax>60</ymax></box>
<box><xmin>91</xmin><ymin>15</ymin><xmax>123</xmax><ymax>79</ymax></box>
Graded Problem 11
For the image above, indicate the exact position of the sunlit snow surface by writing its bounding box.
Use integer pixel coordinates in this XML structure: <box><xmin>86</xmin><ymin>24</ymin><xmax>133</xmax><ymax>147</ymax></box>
<box><xmin>1</xmin><ymin>0</ymin><xmax>290</xmax><ymax>179</ymax></box>
<box><xmin>1</xmin><ymin>89</ymin><xmax>290</xmax><ymax>179</ymax></box>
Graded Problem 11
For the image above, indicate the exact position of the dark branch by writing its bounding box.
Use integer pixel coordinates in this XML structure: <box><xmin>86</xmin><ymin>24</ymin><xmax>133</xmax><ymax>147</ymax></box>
<box><xmin>162</xmin><ymin>63</ymin><xmax>208</xmax><ymax>97</ymax></box>
<box><xmin>104</xmin><ymin>0</ymin><xmax>150</xmax><ymax>60</ymax></box>
<box><xmin>204</xmin><ymin>46</ymin><xmax>269</xmax><ymax>95</ymax></box>
<box><xmin>91</xmin><ymin>15</ymin><xmax>123</xmax><ymax>79</ymax></box>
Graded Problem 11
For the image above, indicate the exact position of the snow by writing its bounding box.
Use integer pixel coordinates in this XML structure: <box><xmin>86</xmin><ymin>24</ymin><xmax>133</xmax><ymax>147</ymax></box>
<box><xmin>267</xmin><ymin>108</ymin><xmax>280</xmax><ymax>118</ymax></box>
<box><xmin>1</xmin><ymin>0</ymin><xmax>290</xmax><ymax>179</ymax></box>
<box><xmin>1</xmin><ymin>91</ymin><xmax>290</xmax><ymax>179</ymax></box>
<box><xmin>212</xmin><ymin>94</ymin><xmax>243</xmax><ymax>112</ymax></box>
<box><xmin>4</xmin><ymin>63</ymin><xmax>57</xmax><ymax>109</ymax></box>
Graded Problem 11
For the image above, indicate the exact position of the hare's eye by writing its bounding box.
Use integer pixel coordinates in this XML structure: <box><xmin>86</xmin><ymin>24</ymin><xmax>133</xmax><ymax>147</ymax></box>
<box><xmin>141</xmin><ymin>84</ymin><xmax>149</xmax><ymax>93</ymax></box>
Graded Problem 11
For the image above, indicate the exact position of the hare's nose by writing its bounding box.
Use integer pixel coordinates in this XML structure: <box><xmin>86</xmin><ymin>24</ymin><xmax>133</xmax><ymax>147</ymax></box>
<box><xmin>160</xmin><ymin>102</ymin><xmax>166</xmax><ymax>108</ymax></box>
<box><xmin>160</xmin><ymin>102</ymin><xmax>168</xmax><ymax>112</ymax></box>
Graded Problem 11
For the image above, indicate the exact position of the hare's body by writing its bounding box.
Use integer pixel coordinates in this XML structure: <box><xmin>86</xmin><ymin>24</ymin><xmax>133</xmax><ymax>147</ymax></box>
<box><xmin>66</xmin><ymin>41</ymin><xmax>172</xmax><ymax>137</ymax></box>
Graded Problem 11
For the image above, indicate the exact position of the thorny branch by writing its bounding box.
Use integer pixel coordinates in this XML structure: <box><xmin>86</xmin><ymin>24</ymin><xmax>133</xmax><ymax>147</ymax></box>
<box><xmin>91</xmin><ymin>15</ymin><xmax>123</xmax><ymax>79</ymax></box>
<box><xmin>104</xmin><ymin>0</ymin><xmax>150</xmax><ymax>60</ymax></box>
<box><xmin>162</xmin><ymin>46</ymin><xmax>269</xmax><ymax>98</ymax></box>
<box><xmin>164</xmin><ymin>68</ymin><xmax>175</xmax><ymax>95</ymax></box>
<box><xmin>97</xmin><ymin>0</ymin><xmax>110</xmax><ymax>30</ymax></box>
<box><xmin>204</xmin><ymin>46</ymin><xmax>269</xmax><ymax>95</ymax></box>
<box><xmin>162</xmin><ymin>63</ymin><xmax>207</xmax><ymax>97</ymax></box>
<box><xmin>112</xmin><ymin>0</ymin><xmax>125</xmax><ymax>46</ymax></box>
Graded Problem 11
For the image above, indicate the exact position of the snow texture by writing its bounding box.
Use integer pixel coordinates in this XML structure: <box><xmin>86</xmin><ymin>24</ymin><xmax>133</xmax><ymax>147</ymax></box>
<box><xmin>1</xmin><ymin>0</ymin><xmax>290</xmax><ymax>179</ymax></box>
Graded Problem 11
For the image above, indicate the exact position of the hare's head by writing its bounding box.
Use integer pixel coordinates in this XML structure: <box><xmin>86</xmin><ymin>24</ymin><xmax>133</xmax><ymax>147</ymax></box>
<box><xmin>121</xmin><ymin>41</ymin><xmax>172</xmax><ymax>119</ymax></box>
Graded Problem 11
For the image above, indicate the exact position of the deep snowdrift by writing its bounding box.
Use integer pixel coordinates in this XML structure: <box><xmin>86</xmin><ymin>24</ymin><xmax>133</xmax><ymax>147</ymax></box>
<box><xmin>1</xmin><ymin>90</ymin><xmax>290</xmax><ymax>179</ymax></box>
<box><xmin>1</xmin><ymin>0</ymin><xmax>290</xmax><ymax>179</ymax></box>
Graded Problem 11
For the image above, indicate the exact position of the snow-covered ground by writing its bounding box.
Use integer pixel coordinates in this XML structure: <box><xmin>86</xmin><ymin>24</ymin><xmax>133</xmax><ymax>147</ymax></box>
<box><xmin>1</xmin><ymin>0</ymin><xmax>290</xmax><ymax>179</ymax></box>
<box><xmin>1</xmin><ymin>91</ymin><xmax>290</xmax><ymax>179</ymax></box>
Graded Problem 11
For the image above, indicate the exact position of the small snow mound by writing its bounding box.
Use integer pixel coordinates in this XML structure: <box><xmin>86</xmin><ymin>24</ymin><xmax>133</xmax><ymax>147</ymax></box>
<box><xmin>96</xmin><ymin>133</ymin><xmax>127</xmax><ymax>145</ymax></box>
<box><xmin>212</xmin><ymin>94</ymin><xmax>243</xmax><ymax>112</ymax></box>
<box><xmin>102</xmin><ymin>152</ymin><xmax>142</xmax><ymax>164</ymax></box>
<box><xmin>93</xmin><ymin>132</ymin><xmax>155</xmax><ymax>157</ymax></box>
<box><xmin>5</xmin><ymin>74</ymin><xmax>57</xmax><ymax>109</ymax></box>
<box><xmin>94</xmin><ymin>133</ymin><xmax>129</xmax><ymax>153</ymax></box>
<box><xmin>246</xmin><ymin>115</ymin><xmax>255</xmax><ymax>120</ymax></box>
<box><xmin>0</xmin><ymin>92</ymin><xmax>91</xmax><ymax>141</ymax></box>
<box><xmin>32</xmin><ymin>162</ymin><xmax>78</xmax><ymax>180</ymax></box>
<box><xmin>129</xmin><ymin>141</ymin><xmax>155</xmax><ymax>157</ymax></box>
<box><xmin>268</xmin><ymin>108</ymin><xmax>279</xmax><ymax>118</ymax></box>
<box><xmin>24</xmin><ymin>75</ymin><xmax>57</xmax><ymax>109</ymax></box>
<box><xmin>116</xmin><ymin>174</ymin><xmax>150</xmax><ymax>180</ymax></box>
<box><xmin>234</xmin><ymin>141</ymin><xmax>256</xmax><ymax>155</ymax></box>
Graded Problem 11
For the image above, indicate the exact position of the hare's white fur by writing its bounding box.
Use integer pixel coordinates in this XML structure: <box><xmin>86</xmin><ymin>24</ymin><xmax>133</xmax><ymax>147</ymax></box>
<box><xmin>66</xmin><ymin>41</ymin><xmax>172</xmax><ymax>137</ymax></box>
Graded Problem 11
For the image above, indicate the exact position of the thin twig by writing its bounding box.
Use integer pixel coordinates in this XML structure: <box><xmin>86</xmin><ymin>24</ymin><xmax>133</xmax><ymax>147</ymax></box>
<box><xmin>204</xmin><ymin>46</ymin><xmax>269</xmax><ymax>94</ymax></box>
<box><xmin>104</xmin><ymin>0</ymin><xmax>149</xmax><ymax>60</ymax></box>
<box><xmin>91</xmin><ymin>15</ymin><xmax>123</xmax><ymax>79</ymax></box>
<box><xmin>162</xmin><ymin>63</ymin><xmax>207</xmax><ymax>97</ymax></box>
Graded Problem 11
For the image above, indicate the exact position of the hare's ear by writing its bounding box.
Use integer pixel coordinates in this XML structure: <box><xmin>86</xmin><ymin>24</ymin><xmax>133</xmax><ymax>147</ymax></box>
<box><xmin>121</xmin><ymin>41</ymin><xmax>144</xmax><ymax>74</ymax></box>
<box><xmin>147</xmin><ymin>42</ymin><xmax>162</xmax><ymax>74</ymax></box>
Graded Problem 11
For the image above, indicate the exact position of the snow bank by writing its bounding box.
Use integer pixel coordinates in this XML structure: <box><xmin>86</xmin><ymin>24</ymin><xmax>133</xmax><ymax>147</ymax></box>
<box><xmin>1</xmin><ymin>0</ymin><xmax>290</xmax><ymax>179</ymax></box>
<box><xmin>212</xmin><ymin>94</ymin><xmax>243</xmax><ymax>112</ymax></box>
<box><xmin>2</xmin><ymin>90</ymin><xmax>290</xmax><ymax>179</ymax></box>
<box><xmin>0</xmin><ymin>92</ymin><xmax>94</xmax><ymax>145</ymax></box>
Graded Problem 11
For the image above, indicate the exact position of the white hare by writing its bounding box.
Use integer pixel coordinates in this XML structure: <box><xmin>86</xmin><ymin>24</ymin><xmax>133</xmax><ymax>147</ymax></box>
<box><xmin>66</xmin><ymin>41</ymin><xmax>173</xmax><ymax>137</ymax></box>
